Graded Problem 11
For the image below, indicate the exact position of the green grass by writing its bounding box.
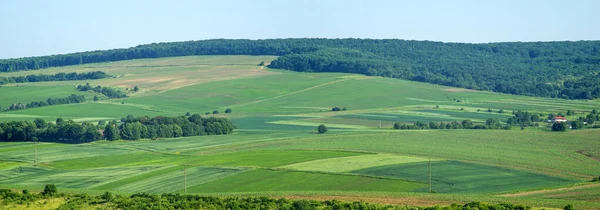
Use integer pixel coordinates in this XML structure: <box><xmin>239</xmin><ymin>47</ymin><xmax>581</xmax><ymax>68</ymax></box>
<box><xmin>186</xmin><ymin>169</ymin><xmax>426</xmax><ymax>193</ymax></box>
<box><xmin>281</xmin><ymin>154</ymin><xmax>432</xmax><ymax>173</ymax></box>
<box><xmin>51</xmin><ymin>150</ymin><xmax>363</xmax><ymax>169</ymax></box>
<box><xmin>353</xmin><ymin>160</ymin><xmax>576</xmax><ymax>194</ymax></box>
<box><xmin>0</xmin><ymin>85</ymin><xmax>96</xmax><ymax>110</ymax></box>
<box><xmin>113</xmin><ymin>166</ymin><xmax>247</xmax><ymax>193</ymax></box>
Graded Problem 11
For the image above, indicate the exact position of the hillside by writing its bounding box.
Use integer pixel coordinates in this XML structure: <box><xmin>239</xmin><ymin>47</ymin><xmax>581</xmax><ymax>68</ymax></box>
<box><xmin>1</xmin><ymin>39</ymin><xmax>600</xmax><ymax>99</ymax></box>
<box><xmin>2</xmin><ymin>56</ymin><xmax>600</xmax><ymax>209</ymax></box>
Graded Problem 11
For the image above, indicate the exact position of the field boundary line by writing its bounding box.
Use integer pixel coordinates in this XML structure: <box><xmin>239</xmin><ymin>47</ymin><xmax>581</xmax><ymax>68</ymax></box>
<box><xmin>228</xmin><ymin>79</ymin><xmax>350</xmax><ymax>108</ymax></box>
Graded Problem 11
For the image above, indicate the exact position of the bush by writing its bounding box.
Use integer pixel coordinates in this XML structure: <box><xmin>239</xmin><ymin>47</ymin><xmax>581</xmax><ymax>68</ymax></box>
<box><xmin>331</xmin><ymin>107</ymin><xmax>341</xmax><ymax>111</ymax></box>
<box><xmin>212</xmin><ymin>110</ymin><xmax>219</xmax><ymax>114</ymax></box>
<box><xmin>552</xmin><ymin>122</ymin><xmax>568</xmax><ymax>131</ymax></box>
<box><xmin>225</xmin><ymin>108</ymin><xmax>232</xmax><ymax>113</ymax></box>
<box><xmin>41</xmin><ymin>184</ymin><xmax>56</xmax><ymax>196</ymax></box>
<box><xmin>318</xmin><ymin>124</ymin><xmax>328</xmax><ymax>134</ymax></box>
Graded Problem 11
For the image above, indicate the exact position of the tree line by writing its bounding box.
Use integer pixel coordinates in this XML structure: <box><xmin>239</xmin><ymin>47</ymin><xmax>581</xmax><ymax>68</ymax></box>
<box><xmin>0</xmin><ymin>71</ymin><xmax>107</xmax><ymax>85</ymax></box>
<box><xmin>2</xmin><ymin>39</ymin><xmax>599</xmax><ymax>99</ymax></box>
<box><xmin>3</xmin><ymin>94</ymin><xmax>85</xmax><ymax>111</ymax></box>
<box><xmin>0</xmin><ymin>114</ymin><xmax>235</xmax><ymax>143</ymax></box>
<box><xmin>76</xmin><ymin>83</ymin><xmax>127</xmax><ymax>99</ymax></box>
<box><xmin>0</xmin><ymin>185</ymin><xmax>537</xmax><ymax>210</ymax></box>
<box><xmin>393</xmin><ymin>119</ymin><xmax>503</xmax><ymax>130</ymax></box>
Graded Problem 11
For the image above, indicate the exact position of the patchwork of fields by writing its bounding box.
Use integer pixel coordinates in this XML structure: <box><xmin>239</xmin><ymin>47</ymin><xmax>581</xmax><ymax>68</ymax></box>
<box><xmin>1</xmin><ymin>56</ymin><xmax>600</xmax><ymax>209</ymax></box>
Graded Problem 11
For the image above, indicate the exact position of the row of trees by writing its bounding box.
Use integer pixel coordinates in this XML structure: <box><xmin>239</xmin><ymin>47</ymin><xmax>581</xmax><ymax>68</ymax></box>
<box><xmin>106</xmin><ymin>114</ymin><xmax>235</xmax><ymax>141</ymax></box>
<box><xmin>76</xmin><ymin>83</ymin><xmax>127</xmax><ymax>99</ymax></box>
<box><xmin>3</xmin><ymin>94</ymin><xmax>85</xmax><ymax>111</ymax></box>
<box><xmin>0</xmin><ymin>114</ymin><xmax>235</xmax><ymax>143</ymax></box>
<box><xmin>393</xmin><ymin>119</ymin><xmax>503</xmax><ymax>130</ymax></box>
<box><xmin>0</xmin><ymin>71</ymin><xmax>107</xmax><ymax>85</ymax></box>
<box><xmin>1</xmin><ymin>186</ymin><xmax>536</xmax><ymax>210</ymax></box>
<box><xmin>1</xmin><ymin>39</ymin><xmax>599</xmax><ymax>99</ymax></box>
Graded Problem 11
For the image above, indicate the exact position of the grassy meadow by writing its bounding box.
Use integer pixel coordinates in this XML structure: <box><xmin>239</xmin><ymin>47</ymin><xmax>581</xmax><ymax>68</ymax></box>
<box><xmin>1</xmin><ymin>55</ymin><xmax>600</xmax><ymax>209</ymax></box>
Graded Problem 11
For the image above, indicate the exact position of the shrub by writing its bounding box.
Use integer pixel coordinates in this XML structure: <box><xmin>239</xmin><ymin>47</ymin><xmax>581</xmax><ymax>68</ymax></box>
<box><xmin>213</xmin><ymin>110</ymin><xmax>219</xmax><ymax>114</ymax></box>
<box><xmin>41</xmin><ymin>184</ymin><xmax>56</xmax><ymax>196</ymax></box>
<box><xmin>318</xmin><ymin>124</ymin><xmax>328</xmax><ymax>134</ymax></box>
<box><xmin>225</xmin><ymin>108</ymin><xmax>232</xmax><ymax>113</ymax></box>
<box><xmin>331</xmin><ymin>107</ymin><xmax>341</xmax><ymax>111</ymax></box>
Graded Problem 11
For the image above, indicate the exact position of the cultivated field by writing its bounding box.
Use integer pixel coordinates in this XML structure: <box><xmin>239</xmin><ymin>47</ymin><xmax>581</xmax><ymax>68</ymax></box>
<box><xmin>1</xmin><ymin>56</ymin><xmax>600</xmax><ymax>209</ymax></box>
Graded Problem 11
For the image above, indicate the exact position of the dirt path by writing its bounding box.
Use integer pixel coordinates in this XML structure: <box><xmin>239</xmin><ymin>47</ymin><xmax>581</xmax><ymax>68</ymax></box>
<box><xmin>229</xmin><ymin>79</ymin><xmax>350</xmax><ymax>108</ymax></box>
<box><xmin>498</xmin><ymin>183</ymin><xmax>600</xmax><ymax>197</ymax></box>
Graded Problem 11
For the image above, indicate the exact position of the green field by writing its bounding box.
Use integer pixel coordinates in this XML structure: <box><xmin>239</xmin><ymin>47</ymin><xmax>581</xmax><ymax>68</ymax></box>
<box><xmin>1</xmin><ymin>55</ymin><xmax>600</xmax><ymax>209</ymax></box>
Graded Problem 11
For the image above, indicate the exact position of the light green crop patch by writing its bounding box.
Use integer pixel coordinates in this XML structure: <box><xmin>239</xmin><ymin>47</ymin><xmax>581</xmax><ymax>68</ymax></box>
<box><xmin>280</xmin><ymin>154</ymin><xmax>437</xmax><ymax>173</ymax></box>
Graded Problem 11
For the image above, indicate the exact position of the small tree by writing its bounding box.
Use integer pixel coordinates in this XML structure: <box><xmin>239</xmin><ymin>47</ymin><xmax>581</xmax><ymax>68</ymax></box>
<box><xmin>342</xmin><ymin>107</ymin><xmax>347</xmax><ymax>111</ymax></box>
<box><xmin>317</xmin><ymin>124</ymin><xmax>328</xmax><ymax>134</ymax></box>
<box><xmin>563</xmin><ymin>204</ymin><xmax>574</xmax><ymax>210</ymax></box>
<box><xmin>552</xmin><ymin>122</ymin><xmax>568</xmax><ymax>132</ymax></box>
<box><xmin>332</xmin><ymin>107</ymin><xmax>341</xmax><ymax>112</ymax></box>
<box><xmin>258</xmin><ymin>61</ymin><xmax>265</xmax><ymax>66</ymax></box>
<box><xmin>185</xmin><ymin>112</ymin><xmax>191</xmax><ymax>116</ymax></box>
<box><xmin>213</xmin><ymin>110</ymin><xmax>219</xmax><ymax>114</ymax></box>
<box><xmin>93</xmin><ymin>95</ymin><xmax>99</xmax><ymax>101</ymax></box>
<box><xmin>205</xmin><ymin>112</ymin><xmax>210</xmax><ymax>115</ymax></box>
<box><xmin>498</xmin><ymin>109</ymin><xmax>504</xmax><ymax>114</ymax></box>
<box><xmin>436</xmin><ymin>105</ymin><xmax>439</xmax><ymax>109</ymax></box>
<box><xmin>41</xmin><ymin>184</ymin><xmax>57</xmax><ymax>196</ymax></box>
<box><xmin>225</xmin><ymin>108</ymin><xmax>232</xmax><ymax>113</ymax></box>
<box><xmin>487</xmin><ymin>108</ymin><xmax>492</xmax><ymax>113</ymax></box>
<box><xmin>571</xmin><ymin>121</ymin><xmax>584</xmax><ymax>130</ymax></box>
<box><xmin>98</xmin><ymin>120</ymin><xmax>106</xmax><ymax>125</ymax></box>
<box><xmin>133</xmin><ymin>86</ymin><xmax>139</xmax><ymax>92</ymax></box>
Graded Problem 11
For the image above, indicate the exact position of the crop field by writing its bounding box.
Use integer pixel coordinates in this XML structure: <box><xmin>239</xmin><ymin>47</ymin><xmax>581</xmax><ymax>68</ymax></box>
<box><xmin>1</xmin><ymin>55</ymin><xmax>600</xmax><ymax>209</ymax></box>
<box><xmin>352</xmin><ymin>160</ymin><xmax>575</xmax><ymax>194</ymax></box>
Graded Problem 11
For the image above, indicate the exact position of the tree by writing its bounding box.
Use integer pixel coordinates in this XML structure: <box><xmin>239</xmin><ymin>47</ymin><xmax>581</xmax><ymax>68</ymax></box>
<box><xmin>317</xmin><ymin>124</ymin><xmax>328</xmax><ymax>134</ymax></box>
<box><xmin>41</xmin><ymin>184</ymin><xmax>57</xmax><ymax>196</ymax></box>
<box><xmin>331</xmin><ymin>107</ymin><xmax>341</xmax><ymax>111</ymax></box>
<box><xmin>213</xmin><ymin>110</ymin><xmax>219</xmax><ymax>114</ymax></box>
<box><xmin>342</xmin><ymin>107</ymin><xmax>347</xmax><ymax>111</ymax></box>
<box><xmin>93</xmin><ymin>95</ymin><xmax>99</xmax><ymax>101</ymax></box>
<box><xmin>185</xmin><ymin>112</ymin><xmax>191</xmax><ymax>116</ymax></box>
<box><xmin>487</xmin><ymin>108</ymin><xmax>492</xmax><ymax>113</ymax></box>
<box><xmin>205</xmin><ymin>112</ymin><xmax>210</xmax><ymax>115</ymax></box>
<box><xmin>34</xmin><ymin>118</ymin><xmax>46</xmax><ymax>129</ymax></box>
<box><xmin>225</xmin><ymin>108</ymin><xmax>232</xmax><ymax>113</ymax></box>
<box><xmin>133</xmin><ymin>86</ymin><xmax>139</xmax><ymax>92</ymax></box>
<box><xmin>258</xmin><ymin>61</ymin><xmax>265</xmax><ymax>66</ymax></box>
<box><xmin>498</xmin><ymin>109</ymin><xmax>504</xmax><ymax>114</ymax></box>
<box><xmin>571</xmin><ymin>121</ymin><xmax>584</xmax><ymax>130</ymax></box>
<box><xmin>56</xmin><ymin>118</ymin><xmax>65</xmax><ymax>126</ymax></box>
<box><xmin>98</xmin><ymin>120</ymin><xmax>106</xmax><ymax>125</ymax></box>
<box><xmin>548</xmin><ymin>113</ymin><xmax>555</xmax><ymax>121</ymax></box>
<box><xmin>552</xmin><ymin>122</ymin><xmax>568</xmax><ymax>131</ymax></box>
<box><xmin>564</xmin><ymin>204</ymin><xmax>574</xmax><ymax>210</ymax></box>
<box><xmin>104</xmin><ymin>124</ymin><xmax>120</xmax><ymax>140</ymax></box>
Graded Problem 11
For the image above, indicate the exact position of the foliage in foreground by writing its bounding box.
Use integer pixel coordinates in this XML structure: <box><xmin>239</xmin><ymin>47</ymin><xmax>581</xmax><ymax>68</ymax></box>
<box><xmin>0</xmin><ymin>187</ymin><xmax>538</xmax><ymax>210</ymax></box>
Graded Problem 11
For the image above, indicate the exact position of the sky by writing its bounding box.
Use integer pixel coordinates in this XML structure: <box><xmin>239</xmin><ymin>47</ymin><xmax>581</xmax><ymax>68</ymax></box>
<box><xmin>1</xmin><ymin>0</ymin><xmax>599</xmax><ymax>59</ymax></box>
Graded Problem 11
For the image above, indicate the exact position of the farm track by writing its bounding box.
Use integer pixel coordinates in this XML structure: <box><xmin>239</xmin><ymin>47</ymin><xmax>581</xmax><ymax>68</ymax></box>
<box><xmin>498</xmin><ymin>183</ymin><xmax>600</xmax><ymax>197</ymax></box>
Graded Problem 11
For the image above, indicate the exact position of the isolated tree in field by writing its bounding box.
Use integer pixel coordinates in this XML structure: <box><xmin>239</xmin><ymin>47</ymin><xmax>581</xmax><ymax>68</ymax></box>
<box><xmin>317</xmin><ymin>124</ymin><xmax>328</xmax><ymax>134</ymax></box>
<box><xmin>487</xmin><ymin>108</ymin><xmax>492</xmax><ymax>113</ymax></box>
<box><xmin>205</xmin><ymin>112</ymin><xmax>210</xmax><ymax>115</ymax></box>
<box><xmin>213</xmin><ymin>110</ymin><xmax>219</xmax><ymax>114</ymax></box>
<box><xmin>185</xmin><ymin>112</ymin><xmax>191</xmax><ymax>116</ymax></box>
<box><xmin>342</xmin><ymin>107</ymin><xmax>347</xmax><ymax>111</ymax></box>
<box><xmin>498</xmin><ymin>109</ymin><xmax>504</xmax><ymax>114</ymax></box>
<box><xmin>551</xmin><ymin>122</ymin><xmax>568</xmax><ymax>132</ymax></box>
<box><xmin>133</xmin><ymin>86</ymin><xmax>139</xmax><ymax>92</ymax></box>
<box><xmin>258</xmin><ymin>61</ymin><xmax>265</xmax><ymax>66</ymax></box>
<box><xmin>225</xmin><ymin>108</ymin><xmax>232</xmax><ymax>113</ymax></box>
<box><xmin>332</xmin><ymin>107</ymin><xmax>341</xmax><ymax>111</ymax></box>
<box><xmin>93</xmin><ymin>95</ymin><xmax>99</xmax><ymax>101</ymax></box>
<box><xmin>41</xmin><ymin>184</ymin><xmax>57</xmax><ymax>196</ymax></box>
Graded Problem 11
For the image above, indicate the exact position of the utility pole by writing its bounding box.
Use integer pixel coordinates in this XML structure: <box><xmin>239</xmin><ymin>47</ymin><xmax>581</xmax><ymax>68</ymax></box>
<box><xmin>34</xmin><ymin>139</ymin><xmax>37</xmax><ymax>166</ymax></box>
<box><xmin>184</xmin><ymin>165</ymin><xmax>187</xmax><ymax>194</ymax></box>
<box><xmin>428</xmin><ymin>158</ymin><xmax>432</xmax><ymax>193</ymax></box>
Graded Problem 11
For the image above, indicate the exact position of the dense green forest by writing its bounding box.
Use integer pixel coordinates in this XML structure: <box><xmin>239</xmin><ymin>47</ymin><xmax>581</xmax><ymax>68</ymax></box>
<box><xmin>0</xmin><ymin>186</ymin><xmax>537</xmax><ymax>210</ymax></box>
<box><xmin>0</xmin><ymin>71</ymin><xmax>107</xmax><ymax>85</ymax></box>
<box><xmin>0</xmin><ymin>114</ymin><xmax>235</xmax><ymax>143</ymax></box>
<box><xmin>1</xmin><ymin>39</ymin><xmax>599</xmax><ymax>99</ymax></box>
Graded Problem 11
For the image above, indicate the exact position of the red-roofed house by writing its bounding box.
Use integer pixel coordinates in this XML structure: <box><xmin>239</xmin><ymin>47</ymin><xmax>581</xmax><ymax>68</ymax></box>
<box><xmin>552</xmin><ymin>116</ymin><xmax>567</xmax><ymax>123</ymax></box>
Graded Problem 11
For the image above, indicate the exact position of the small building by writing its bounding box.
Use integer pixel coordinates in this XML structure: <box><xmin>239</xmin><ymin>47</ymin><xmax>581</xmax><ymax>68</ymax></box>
<box><xmin>552</xmin><ymin>116</ymin><xmax>567</xmax><ymax>123</ymax></box>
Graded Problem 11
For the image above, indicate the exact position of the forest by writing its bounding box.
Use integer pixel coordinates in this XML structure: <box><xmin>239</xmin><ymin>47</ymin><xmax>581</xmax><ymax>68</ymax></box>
<box><xmin>76</xmin><ymin>83</ymin><xmax>128</xmax><ymax>99</ymax></box>
<box><xmin>1</xmin><ymin>39</ymin><xmax>599</xmax><ymax>99</ymax></box>
<box><xmin>0</xmin><ymin>114</ymin><xmax>235</xmax><ymax>143</ymax></box>
<box><xmin>0</xmin><ymin>71</ymin><xmax>107</xmax><ymax>85</ymax></box>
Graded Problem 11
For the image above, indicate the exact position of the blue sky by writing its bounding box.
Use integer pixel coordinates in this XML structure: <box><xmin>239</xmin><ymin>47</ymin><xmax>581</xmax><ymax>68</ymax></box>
<box><xmin>1</xmin><ymin>0</ymin><xmax>598</xmax><ymax>59</ymax></box>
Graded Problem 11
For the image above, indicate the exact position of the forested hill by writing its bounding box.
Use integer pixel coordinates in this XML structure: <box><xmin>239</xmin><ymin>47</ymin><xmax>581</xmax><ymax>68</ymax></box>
<box><xmin>1</xmin><ymin>39</ymin><xmax>600</xmax><ymax>99</ymax></box>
